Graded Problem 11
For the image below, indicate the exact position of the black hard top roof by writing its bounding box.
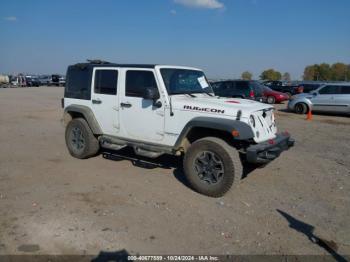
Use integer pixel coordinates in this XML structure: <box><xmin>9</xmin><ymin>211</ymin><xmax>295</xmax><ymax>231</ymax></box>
<box><xmin>70</xmin><ymin>60</ymin><xmax>157</xmax><ymax>69</ymax></box>
<box><xmin>212</xmin><ymin>79</ymin><xmax>257</xmax><ymax>83</ymax></box>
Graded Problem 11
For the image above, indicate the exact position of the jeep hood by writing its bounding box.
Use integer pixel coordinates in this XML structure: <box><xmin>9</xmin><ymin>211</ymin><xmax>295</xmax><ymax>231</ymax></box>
<box><xmin>171</xmin><ymin>94</ymin><xmax>273</xmax><ymax>118</ymax></box>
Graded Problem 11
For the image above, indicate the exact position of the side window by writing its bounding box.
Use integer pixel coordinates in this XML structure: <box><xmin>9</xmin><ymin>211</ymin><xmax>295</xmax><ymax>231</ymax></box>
<box><xmin>126</xmin><ymin>71</ymin><xmax>157</xmax><ymax>97</ymax></box>
<box><xmin>94</xmin><ymin>70</ymin><xmax>118</xmax><ymax>95</ymax></box>
<box><xmin>211</xmin><ymin>82</ymin><xmax>223</xmax><ymax>90</ymax></box>
<box><xmin>341</xmin><ymin>85</ymin><xmax>350</xmax><ymax>94</ymax></box>
<box><xmin>319</xmin><ymin>85</ymin><xmax>341</xmax><ymax>95</ymax></box>
<box><xmin>235</xmin><ymin>81</ymin><xmax>249</xmax><ymax>90</ymax></box>
<box><xmin>65</xmin><ymin>66</ymin><xmax>91</xmax><ymax>100</ymax></box>
<box><xmin>215</xmin><ymin>81</ymin><xmax>231</xmax><ymax>90</ymax></box>
<box><xmin>224</xmin><ymin>81</ymin><xmax>233</xmax><ymax>89</ymax></box>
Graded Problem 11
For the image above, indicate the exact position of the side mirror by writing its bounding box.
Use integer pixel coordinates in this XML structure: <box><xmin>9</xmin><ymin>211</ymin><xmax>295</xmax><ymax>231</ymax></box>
<box><xmin>143</xmin><ymin>87</ymin><xmax>160</xmax><ymax>100</ymax></box>
<box><xmin>312</xmin><ymin>92</ymin><xmax>317</xmax><ymax>96</ymax></box>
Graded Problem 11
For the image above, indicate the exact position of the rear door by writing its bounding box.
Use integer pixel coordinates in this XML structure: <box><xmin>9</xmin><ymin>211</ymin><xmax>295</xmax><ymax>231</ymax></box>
<box><xmin>334</xmin><ymin>85</ymin><xmax>350</xmax><ymax>113</ymax></box>
<box><xmin>91</xmin><ymin>67</ymin><xmax>120</xmax><ymax>135</ymax></box>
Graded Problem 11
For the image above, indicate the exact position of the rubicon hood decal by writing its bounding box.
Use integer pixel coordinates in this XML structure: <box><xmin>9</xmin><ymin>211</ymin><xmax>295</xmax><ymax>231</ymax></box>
<box><xmin>183</xmin><ymin>105</ymin><xmax>225</xmax><ymax>114</ymax></box>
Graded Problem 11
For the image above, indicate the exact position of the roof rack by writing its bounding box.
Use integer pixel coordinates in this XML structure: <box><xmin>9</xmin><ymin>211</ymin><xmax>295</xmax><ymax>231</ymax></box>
<box><xmin>86</xmin><ymin>59</ymin><xmax>111</xmax><ymax>64</ymax></box>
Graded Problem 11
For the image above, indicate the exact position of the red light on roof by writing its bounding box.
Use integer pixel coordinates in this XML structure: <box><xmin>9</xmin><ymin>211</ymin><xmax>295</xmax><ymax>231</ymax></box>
<box><xmin>226</xmin><ymin>100</ymin><xmax>240</xmax><ymax>104</ymax></box>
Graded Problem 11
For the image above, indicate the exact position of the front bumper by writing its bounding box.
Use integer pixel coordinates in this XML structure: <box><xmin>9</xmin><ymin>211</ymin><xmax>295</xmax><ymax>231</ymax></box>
<box><xmin>246</xmin><ymin>133</ymin><xmax>295</xmax><ymax>164</ymax></box>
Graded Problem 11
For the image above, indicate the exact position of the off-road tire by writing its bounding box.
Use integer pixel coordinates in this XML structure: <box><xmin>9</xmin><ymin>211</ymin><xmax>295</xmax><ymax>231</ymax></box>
<box><xmin>65</xmin><ymin>118</ymin><xmax>100</xmax><ymax>159</ymax></box>
<box><xmin>183</xmin><ymin>137</ymin><xmax>243</xmax><ymax>197</ymax></box>
<box><xmin>267</xmin><ymin>96</ymin><xmax>276</xmax><ymax>104</ymax></box>
<box><xmin>295</xmin><ymin>103</ymin><xmax>308</xmax><ymax>114</ymax></box>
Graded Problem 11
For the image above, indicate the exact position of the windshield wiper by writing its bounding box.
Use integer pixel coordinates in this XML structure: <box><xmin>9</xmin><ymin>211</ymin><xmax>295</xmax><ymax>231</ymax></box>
<box><xmin>170</xmin><ymin>92</ymin><xmax>196</xmax><ymax>97</ymax></box>
<box><xmin>170</xmin><ymin>91</ymin><xmax>214</xmax><ymax>97</ymax></box>
<box><xmin>202</xmin><ymin>90</ymin><xmax>214</xmax><ymax>97</ymax></box>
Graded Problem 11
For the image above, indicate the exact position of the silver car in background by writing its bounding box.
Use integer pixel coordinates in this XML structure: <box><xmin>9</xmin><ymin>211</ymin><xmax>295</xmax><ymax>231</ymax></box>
<box><xmin>288</xmin><ymin>83</ymin><xmax>350</xmax><ymax>114</ymax></box>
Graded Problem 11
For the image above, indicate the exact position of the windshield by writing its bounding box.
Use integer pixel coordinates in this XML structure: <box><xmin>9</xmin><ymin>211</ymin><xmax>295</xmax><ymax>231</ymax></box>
<box><xmin>160</xmin><ymin>68</ymin><xmax>213</xmax><ymax>95</ymax></box>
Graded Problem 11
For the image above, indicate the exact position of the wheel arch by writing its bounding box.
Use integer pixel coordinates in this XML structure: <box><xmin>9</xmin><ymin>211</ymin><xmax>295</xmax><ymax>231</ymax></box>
<box><xmin>295</xmin><ymin>99</ymin><xmax>312</xmax><ymax>112</ymax></box>
<box><xmin>174</xmin><ymin>117</ymin><xmax>254</xmax><ymax>152</ymax></box>
<box><xmin>64</xmin><ymin>105</ymin><xmax>102</xmax><ymax>134</ymax></box>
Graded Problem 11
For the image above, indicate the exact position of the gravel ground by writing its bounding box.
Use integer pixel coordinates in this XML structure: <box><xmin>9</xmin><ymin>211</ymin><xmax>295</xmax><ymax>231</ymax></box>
<box><xmin>0</xmin><ymin>87</ymin><xmax>349</xmax><ymax>258</ymax></box>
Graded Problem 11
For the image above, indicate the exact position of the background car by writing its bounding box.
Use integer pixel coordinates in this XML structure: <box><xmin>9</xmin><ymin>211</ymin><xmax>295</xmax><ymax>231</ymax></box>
<box><xmin>25</xmin><ymin>76</ymin><xmax>40</xmax><ymax>87</ymax></box>
<box><xmin>298</xmin><ymin>81</ymin><xmax>324</xmax><ymax>93</ymax></box>
<box><xmin>211</xmin><ymin>80</ymin><xmax>265</xmax><ymax>102</ymax></box>
<box><xmin>10</xmin><ymin>75</ymin><xmax>26</xmax><ymax>87</ymax></box>
<box><xmin>263</xmin><ymin>80</ymin><xmax>303</xmax><ymax>97</ymax></box>
<box><xmin>59</xmin><ymin>75</ymin><xmax>66</xmax><ymax>86</ymax></box>
<box><xmin>262</xmin><ymin>86</ymin><xmax>289</xmax><ymax>104</ymax></box>
<box><xmin>51</xmin><ymin>74</ymin><xmax>59</xmax><ymax>86</ymax></box>
<box><xmin>288</xmin><ymin>83</ymin><xmax>350</xmax><ymax>114</ymax></box>
<box><xmin>37</xmin><ymin>75</ymin><xmax>51</xmax><ymax>86</ymax></box>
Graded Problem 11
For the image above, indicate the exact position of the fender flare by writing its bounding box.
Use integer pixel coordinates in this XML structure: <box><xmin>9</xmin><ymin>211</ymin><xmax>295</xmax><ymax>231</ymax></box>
<box><xmin>64</xmin><ymin>105</ymin><xmax>102</xmax><ymax>134</ymax></box>
<box><xmin>174</xmin><ymin>117</ymin><xmax>254</xmax><ymax>148</ymax></box>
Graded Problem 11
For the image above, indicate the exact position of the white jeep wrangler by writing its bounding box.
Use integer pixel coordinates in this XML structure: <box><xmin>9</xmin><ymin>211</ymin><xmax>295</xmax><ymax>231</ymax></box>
<box><xmin>62</xmin><ymin>60</ymin><xmax>294</xmax><ymax>197</ymax></box>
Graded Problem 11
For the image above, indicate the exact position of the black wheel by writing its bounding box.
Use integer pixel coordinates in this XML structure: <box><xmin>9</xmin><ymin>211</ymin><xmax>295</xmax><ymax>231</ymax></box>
<box><xmin>295</xmin><ymin>103</ymin><xmax>308</xmax><ymax>114</ymax></box>
<box><xmin>267</xmin><ymin>96</ymin><xmax>276</xmax><ymax>104</ymax></box>
<box><xmin>183</xmin><ymin>137</ymin><xmax>243</xmax><ymax>197</ymax></box>
<box><xmin>65</xmin><ymin>118</ymin><xmax>99</xmax><ymax>159</ymax></box>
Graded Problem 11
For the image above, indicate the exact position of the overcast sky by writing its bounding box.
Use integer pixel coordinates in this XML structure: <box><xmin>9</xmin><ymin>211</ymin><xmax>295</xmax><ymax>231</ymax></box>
<box><xmin>0</xmin><ymin>0</ymin><xmax>349</xmax><ymax>79</ymax></box>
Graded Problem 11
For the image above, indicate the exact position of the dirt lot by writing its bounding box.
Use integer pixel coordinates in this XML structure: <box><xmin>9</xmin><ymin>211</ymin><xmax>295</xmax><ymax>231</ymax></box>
<box><xmin>0</xmin><ymin>87</ymin><xmax>349</xmax><ymax>257</ymax></box>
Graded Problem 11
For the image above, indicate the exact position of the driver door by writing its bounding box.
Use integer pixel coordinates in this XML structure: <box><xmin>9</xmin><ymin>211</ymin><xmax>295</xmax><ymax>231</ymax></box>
<box><xmin>312</xmin><ymin>85</ymin><xmax>341</xmax><ymax>112</ymax></box>
<box><xmin>119</xmin><ymin>69</ymin><xmax>165</xmax><ymax>142</ymax></box>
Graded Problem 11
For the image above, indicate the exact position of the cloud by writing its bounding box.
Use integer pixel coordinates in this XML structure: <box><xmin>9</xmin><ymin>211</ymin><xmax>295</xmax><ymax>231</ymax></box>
<box><xmin>174</xmin><ymin>0</ymin><xmax>224</xmax><ymax>9</ymax></box>
<box><xmin>3</xmin><ymin>16</ymin><xmax>17</xmax><ymax>21</ymax></box>
<box><xmin>170</xmin><ymin>9</ymin><xmax>177</xmax><ymax>15</ymax></box>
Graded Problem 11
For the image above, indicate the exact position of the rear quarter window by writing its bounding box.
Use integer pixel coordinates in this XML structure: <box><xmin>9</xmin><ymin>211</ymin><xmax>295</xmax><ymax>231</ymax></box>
<box><xmin>340</xmin><ymin>85</ymin><xmax>350</xmax><ymax>94</ymax></box>
<box><xmin>65</xmin><ymin>66</ymin><xmax>91</xmax><ymax>100</ymax></box>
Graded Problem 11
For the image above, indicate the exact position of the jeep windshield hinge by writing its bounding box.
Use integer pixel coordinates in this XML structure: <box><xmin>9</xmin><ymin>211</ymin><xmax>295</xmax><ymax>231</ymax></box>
<box><xmin>169</xmin><ymin>96</ymin><xmax>174</xmax><ymax>116</ymax></box>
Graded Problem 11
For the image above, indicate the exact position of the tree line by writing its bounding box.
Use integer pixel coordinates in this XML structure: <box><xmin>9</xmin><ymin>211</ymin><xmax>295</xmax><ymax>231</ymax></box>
<box><xmin>241</xmin><ymin>69</ymin><xmax>291</xmax><ymax>81</ymax></box>
<box><xmin>240</xmin><ymin>62</ymin><xmax>350</xmax><ymax>81</ymax></box>
<box><xmin>303</xmin><ymin>63</ymin><xmax>350</xmax><ymax>81</ymax></box>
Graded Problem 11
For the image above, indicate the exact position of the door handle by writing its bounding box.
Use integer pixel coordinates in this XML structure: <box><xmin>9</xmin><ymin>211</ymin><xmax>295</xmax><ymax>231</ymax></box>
<box><xmin>92</xmin><ymin>99</ymin><xmax>102</xmax><ymax>104</ymax></box>
<box><xmin>120</xmin><ymin>102</ymin><xmax>132</xmax><ymax>108</ymax></box>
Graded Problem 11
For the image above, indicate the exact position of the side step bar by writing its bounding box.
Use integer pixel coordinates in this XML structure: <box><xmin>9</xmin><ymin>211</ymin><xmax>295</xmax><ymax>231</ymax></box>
<box><xmin>99</xmin><ymin>135</ymin><xmax>165</xmax><ymax>159</ymax></box>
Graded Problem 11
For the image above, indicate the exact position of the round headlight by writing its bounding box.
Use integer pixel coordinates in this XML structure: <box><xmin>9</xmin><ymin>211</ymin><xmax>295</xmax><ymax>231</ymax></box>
<box><xmin>249</xmin><ymin>115</ymin><xmax>256</xmax><ymax>127</ymax></box>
